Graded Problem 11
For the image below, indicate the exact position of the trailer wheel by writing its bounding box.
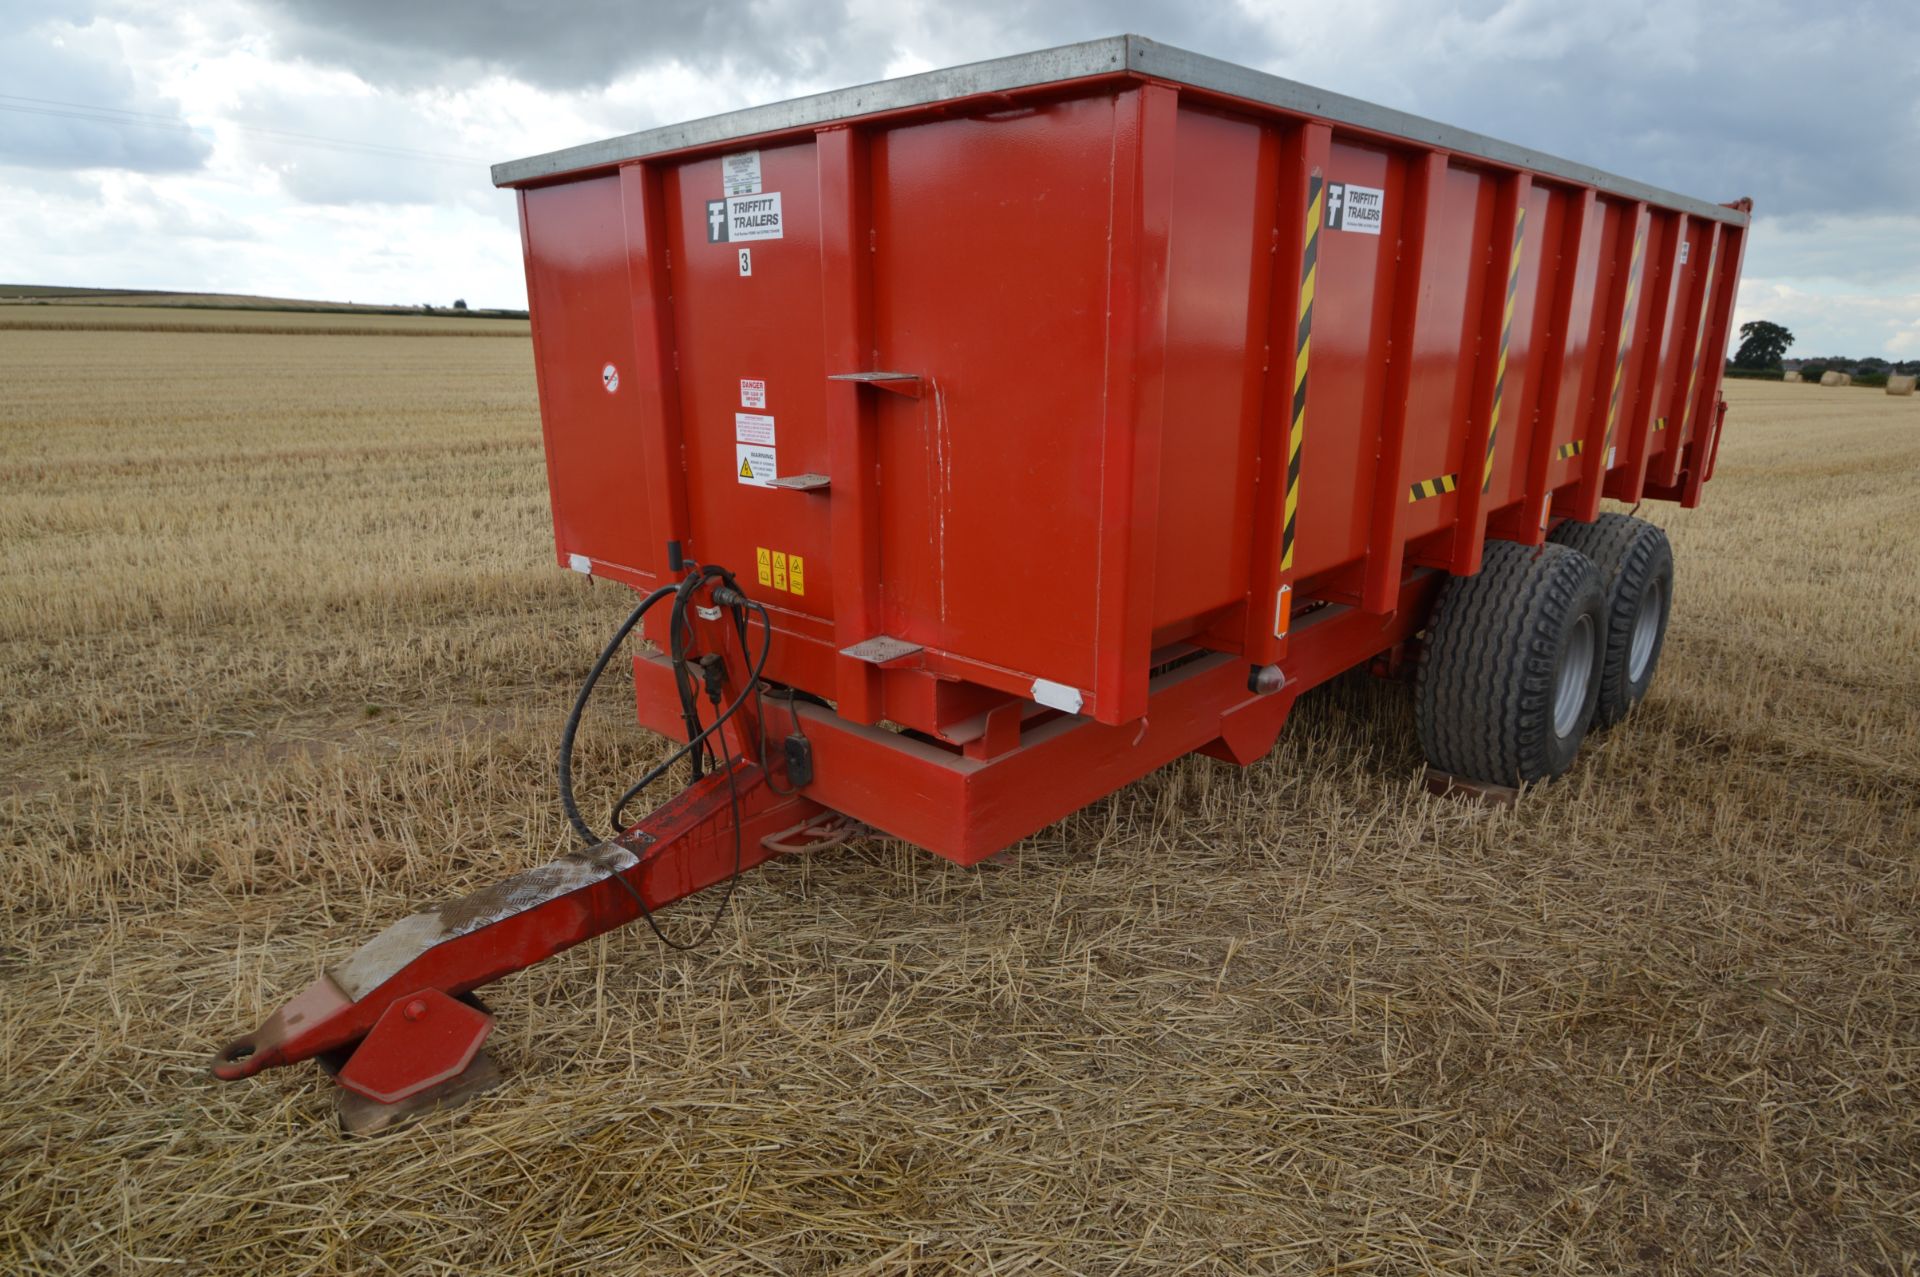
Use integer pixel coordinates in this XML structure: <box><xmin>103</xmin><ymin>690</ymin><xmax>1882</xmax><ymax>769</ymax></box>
<box><xmin>1548</xmin><ymin>514</ymin><xmax>1674</xmax><ymax>727</ymax></box>
<box><xmin>1416</xmin><ymin>540</ymin><xmax>1607</xmax><ymax>786</ymax></box>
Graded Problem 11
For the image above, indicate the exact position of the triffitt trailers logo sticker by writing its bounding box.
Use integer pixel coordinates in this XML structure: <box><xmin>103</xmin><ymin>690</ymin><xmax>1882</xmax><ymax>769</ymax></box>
<box><xmin>706</xmin><ymin>192</ymin><xmax>784</xmax><ymax>243</ymax></box>
<box><xmin>1324</xmin><ymin>182</ymin><xmax>1385</xmax><ymax>235</ymax></box>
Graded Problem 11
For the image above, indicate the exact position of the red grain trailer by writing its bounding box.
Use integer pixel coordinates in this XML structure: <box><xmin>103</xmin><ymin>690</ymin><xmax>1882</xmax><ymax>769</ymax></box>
<box><xmin>214</xmin><ymin>37</ymin><xmax>1748</xmax><ymax>1128</ymax></box>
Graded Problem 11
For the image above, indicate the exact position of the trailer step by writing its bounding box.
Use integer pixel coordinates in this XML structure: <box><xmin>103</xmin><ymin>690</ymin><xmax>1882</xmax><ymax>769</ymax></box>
<box><xmin>765</xmin><ymin>472</ymin><xmax>831</xmax><ymax>492</ymax></box>
<box><xmin>839</xmin><ymin>635</ymin><xmax>924</xmax><ymax>666</ymax></box>
<box><xmin>827</xmin><ymin>371</ymin><xmax>923</xmax><ymax>398</ymax></box>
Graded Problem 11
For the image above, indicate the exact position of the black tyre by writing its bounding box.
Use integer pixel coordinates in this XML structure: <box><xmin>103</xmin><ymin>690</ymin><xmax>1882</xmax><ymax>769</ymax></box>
<box><xmin>1548</xmin><ymin>513</ymin><xmax>1674</xmax><ymax>727</ymax></box>
<box><xmin>1416</xmin><ymin>540</ymin><xmax>1607</xmax><ymax>785</ymax></box>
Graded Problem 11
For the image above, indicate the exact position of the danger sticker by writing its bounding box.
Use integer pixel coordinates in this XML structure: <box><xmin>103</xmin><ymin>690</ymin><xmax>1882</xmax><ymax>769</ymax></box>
<box><xmin>706</xmin><ymin>192</ymin><xmax>783</xmax><ymax>243</ymax></box>
<box><xmin>1326</xmin><ymin>182</ymin><xmax>1385</xmax><ymax>235</ymax></box>
<box><xmin>740</xmin><ymin>379</ymin><xmax>766</xmax><ymax>409</ymax></box>
<box><xmin>736</xmin><ymin>444</ymin><xmax>777</xmax><ymax>487</ymax></box>
<box><xmin>734</xmin><ymin>412</ymin><xmax>776</xmax><ymax>446</ymax></box>
<box><xmin>722</xmin><ymin>150</ymin><xmax>762</xmax><ymax>197</ymax></box>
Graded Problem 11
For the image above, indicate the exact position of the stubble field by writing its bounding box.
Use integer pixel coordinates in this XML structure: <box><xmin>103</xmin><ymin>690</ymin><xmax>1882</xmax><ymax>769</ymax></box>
<box><xmin>2</xmin><ymin>317</ymin><xmax>1916</xmax><ymax>1275</ymax></box>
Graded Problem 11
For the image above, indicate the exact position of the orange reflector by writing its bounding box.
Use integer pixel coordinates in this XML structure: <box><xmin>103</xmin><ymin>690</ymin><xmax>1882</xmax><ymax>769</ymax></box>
<box><xmin>1273</xmin><ymin>584</ymin><xmax>1293</xmax><ymax>639</ymax></box>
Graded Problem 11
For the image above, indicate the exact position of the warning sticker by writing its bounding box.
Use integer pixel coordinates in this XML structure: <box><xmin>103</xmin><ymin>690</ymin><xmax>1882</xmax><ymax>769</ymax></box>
<box><xmin>705</xmin><ymin>192</ymin><xmax>783</xmax><ymax>243</ymax></box>
<box><xmin>755</xmin><ymin>545</ymin><xmax>805</xmax><ymax>595</ymax></box>
<box><xmin>740</xmin><ymin>379</ymin><xmax>766</xmax><ymax>409</ymax></box>
<box><xmin>734</xmin><ymin>412</ymin><xmax>776</xmax><ymax>446</ymax></box>
<box><xmin>722</xmin><ymin>150</ymin><xmax>762</xmax><ymax>196</ymax></box>
<box><xmin>1325</xmin><ymin>182</ymin><xmax>1385</xmax><ymax>235</ymax></box>
<box><xmin>1679</xmin><ymin>241</ymin><xmax>1691</xmax><ymax>266</ymax></box>
<box><xmin>736</xmin><ymin>443</ymin><xmax>777</xmax><ymax>487</ymax></box>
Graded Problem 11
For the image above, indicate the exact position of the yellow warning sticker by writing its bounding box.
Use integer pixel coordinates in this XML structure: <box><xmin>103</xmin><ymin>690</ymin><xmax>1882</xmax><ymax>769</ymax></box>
<box><xmin>755</xmin><ymin>545</ymin><xmax>808</xmax><ymax>596</ymax></box>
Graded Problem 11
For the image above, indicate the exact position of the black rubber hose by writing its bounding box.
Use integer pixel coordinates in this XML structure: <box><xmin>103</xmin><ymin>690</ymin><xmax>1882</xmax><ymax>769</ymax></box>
<box><xmin>559</xmin><ymin>584</ymin><xmax>674</xmax><ymax>848</ymax></box>
<box><xmin>607</xmin><ymin>585</ymin><xmax>774</xmax><ymax>832</ymax></box>
<box><xmin>668</xmin><ymin>569</ymin><xmax>710</xmax><ymax>776</ymax></box>
<box><xmin>563</xmin><ymin>567</ymin><xmax>774</xmax><ymax>951</ymax></box>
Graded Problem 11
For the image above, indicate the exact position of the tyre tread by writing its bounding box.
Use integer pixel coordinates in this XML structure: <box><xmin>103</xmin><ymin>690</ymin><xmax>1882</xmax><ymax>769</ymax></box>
<box><xmin>1416</xmin><ymin>540</ymin><xmax>1605</xmax><ymax>784</ymax></box>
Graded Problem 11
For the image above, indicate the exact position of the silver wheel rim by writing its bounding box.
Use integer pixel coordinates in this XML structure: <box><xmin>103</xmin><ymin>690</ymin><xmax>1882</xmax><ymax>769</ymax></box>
<box><xmin>1554</xmin><ymin>613</ymin><xmax>1595</xmax><ymax>738</ymax></box>
<box><xmin>1628</xmin><ymin>575</ymin><xmax>1663</xmax><ymax>684</ymax></box>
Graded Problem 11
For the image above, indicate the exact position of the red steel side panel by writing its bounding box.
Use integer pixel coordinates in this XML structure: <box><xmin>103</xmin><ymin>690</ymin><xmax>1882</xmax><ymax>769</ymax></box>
<box><xmin>870</xmin><ymin>100</ymin><xmax>1115</xmax><ymax>693</ymax></box>
<box><xmin>513</xmin><ymin>69</ymin><xmax>1749</xmax><ymax>781</ymax></box>
<box><xmin>520</xmin><ymin>178</ymin><xmax>658</xmax><ymax>586</ymax></box>
<box><xmin>665</xmin><ymin>142</ymin><xmax>834</xmax><ymax>623</ymax></box>
<box><xmin>1151</xmin><ymin>103</ymin><xmax>1269</xmax><ymax>634</ymax></box>
<box><xmin>1296</xmin><ymin>137</ymin><xmax>1395</xmax><ymax>581</ymax></box>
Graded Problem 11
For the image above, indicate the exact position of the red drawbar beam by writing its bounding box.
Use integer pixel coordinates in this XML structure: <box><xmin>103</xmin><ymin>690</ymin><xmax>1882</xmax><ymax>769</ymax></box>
<box><xmin>211</xmin><ymin>760</ymin><xmax>823</xmax><ymax>1098</ymax></box>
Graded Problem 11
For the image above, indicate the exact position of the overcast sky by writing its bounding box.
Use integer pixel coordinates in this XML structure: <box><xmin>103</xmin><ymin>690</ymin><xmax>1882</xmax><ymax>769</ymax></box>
<box><xmin>3</xmin><ymin>0</ymin><xmax>1915</xmax><ymax>356</ymax></box>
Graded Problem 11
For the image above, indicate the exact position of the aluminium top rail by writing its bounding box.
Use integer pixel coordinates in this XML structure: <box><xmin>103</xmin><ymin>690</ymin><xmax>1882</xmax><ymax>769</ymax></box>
<box><xmin>490</xmin><ymin>34</ymin><xmax>1749</xmax><ymax>227</ymax></box>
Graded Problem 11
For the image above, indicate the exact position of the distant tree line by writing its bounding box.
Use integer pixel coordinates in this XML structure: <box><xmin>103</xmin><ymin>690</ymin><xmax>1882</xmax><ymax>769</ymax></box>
<box><xmin>1725</xmin><ymin>320</ymin><xmax>1917</xmax><ymax>384</ymax></box>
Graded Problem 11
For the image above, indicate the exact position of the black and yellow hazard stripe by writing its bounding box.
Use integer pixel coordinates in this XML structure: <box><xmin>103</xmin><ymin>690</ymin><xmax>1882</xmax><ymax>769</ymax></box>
<box><xmin>1482</xmin><ymin>206</ymin><xmax>1526</xmax><ymax>491</ymax></box>
<box><xmin>1556</xmin><ymin>440</ymin><xmax>1584</xmax><ymax>461</ymax></box>
<box><xmin>1281</xmin><ymin>174</ymin><xmax>1321</xmax><ymax>574</ymax></box>
<box><xmin>1597</xmin><ymin>224</ymin><xmax>1648</xmax><ymax>465</ymax></box>
<box><xmin>1408</xmin><ymin>472</ymin><xmax>1459</xmax><ymax>503</ymax></box>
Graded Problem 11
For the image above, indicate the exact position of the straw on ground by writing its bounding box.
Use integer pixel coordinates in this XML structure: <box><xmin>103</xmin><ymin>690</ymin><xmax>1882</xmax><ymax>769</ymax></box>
<box><xmin>2</xmin><ymin>323</ymin><xmax>1917</xmax><ymax>1274</ymax></box>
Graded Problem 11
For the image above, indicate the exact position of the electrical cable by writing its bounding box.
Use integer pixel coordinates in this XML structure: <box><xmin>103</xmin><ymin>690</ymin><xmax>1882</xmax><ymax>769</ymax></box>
<box><xmin>558</xmin><ymin>563</ymin><xmax>776</xmax><ymax>952</ymax></box>
<box><xmin>558</xmin><ymin>583</ymin><xmax>673</xmax><ymax>848</ymax></box>
<box><xmin>607</xmin><ymin>579</ymin><xmax>772</xmax><ymax>832</ymax></box>
<box><xmin>746</xmin><ymin>600</ymin><xmax>814</xmax><ymax>798</ymax></box>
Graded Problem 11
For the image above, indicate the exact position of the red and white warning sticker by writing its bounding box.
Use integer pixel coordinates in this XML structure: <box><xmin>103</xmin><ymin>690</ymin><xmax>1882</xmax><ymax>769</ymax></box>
<box><xmin>740</xmin><ymin>379</ymin><xmax>766</xmax><ymax>409</ymax></box>
<box><xmin>734</xmin><ymin>412</ymin><xmax>775</xmax><ymax>446</ymax></box>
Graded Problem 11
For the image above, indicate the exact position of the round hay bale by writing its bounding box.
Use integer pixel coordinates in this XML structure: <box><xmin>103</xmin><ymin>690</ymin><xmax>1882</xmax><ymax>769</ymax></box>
<box><xmin>1887</xmin><ymin>374</ymin><xmax>1916</xmax><ymax>396</ymax></box>
<box><xmin>1783</xmin><ymin>370</ymin><xmax>1803</xmax><ymax>383</ymax></box>
<box><xmin>1819</xmin><ymin>370</ymin><xmax>1851</xmax><ymax>387</ymax></box>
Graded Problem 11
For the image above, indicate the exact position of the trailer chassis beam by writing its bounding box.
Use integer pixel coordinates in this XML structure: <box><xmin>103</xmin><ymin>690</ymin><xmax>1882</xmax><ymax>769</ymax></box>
<box><xmin>638</xmin><ymin>572</ymin><xmax>1444</xmax><ymax>865</ymax></box>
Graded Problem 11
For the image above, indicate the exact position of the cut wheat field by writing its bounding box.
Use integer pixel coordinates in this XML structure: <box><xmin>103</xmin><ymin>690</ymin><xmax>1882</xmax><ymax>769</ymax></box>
<box><xmin>1</xmin><ymin>322</ymin><xmax>1916</xmax><ymax>1275</ymax></box>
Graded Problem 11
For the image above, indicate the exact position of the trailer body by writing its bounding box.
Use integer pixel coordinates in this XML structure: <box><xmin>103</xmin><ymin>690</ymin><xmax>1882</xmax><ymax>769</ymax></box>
<box><xmin>212</xmin><ymin>39</ymin><xmax>1747</xmax><ymax>1121</ymax></box>
<box><xmin>495</xmin><ymin>36</ymin><xmax>1746</xmax><ymax>863</ymax></box>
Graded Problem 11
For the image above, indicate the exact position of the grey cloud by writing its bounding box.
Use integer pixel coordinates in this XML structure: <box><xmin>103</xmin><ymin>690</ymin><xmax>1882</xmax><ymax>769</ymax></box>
<box><xmin>1349</xmin><ymin>0</ymin><xmax>1920</xmax><ymax>219</ymax></box>
<box><xmin>228</xmin><ymin>88</ymin><xmax>482</xmax><ymax>206</ymax></box>
<box><xmin>254</xmin><ymin>0</ymin><xmax>1917</xmax><ymax>220</ymax></box>
<box><xmin>249</xmin><ymin>0</ymin><xmax>1270</xmax><ymax>93</ymax></box>
<box><xmin>0</xmin><ymin>11</ymin><xmax>211</xmax><ymax>173</ymax></box>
